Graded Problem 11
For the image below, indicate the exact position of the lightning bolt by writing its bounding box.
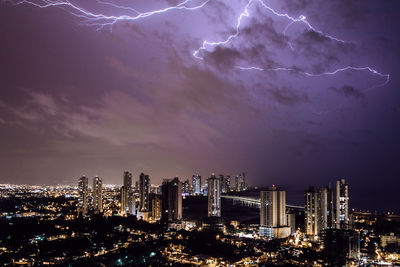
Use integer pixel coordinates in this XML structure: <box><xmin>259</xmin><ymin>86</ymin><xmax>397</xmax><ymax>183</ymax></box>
<box><xmin>13</xmin><ymin>0</ymin><xmax>390</xmax><ymax>90</ymax></box>
<box><xmin>192</xmin><ymin>0</ymin><xmax>351</xmax><ymax>59</ymax></box>
<box><xmin>190</xmin><ymin>0</ymin><xmax>389</xmax><ymax>89</ymax></box>
<box><xmin>14</xmin><ymin>0</ymin><xmax>211</xmax><ymax>30</ymax></box>
<box><xmin>236</xmin><ymin>66</ymin><xmax>390</xmax><ymax>90</ymax></box>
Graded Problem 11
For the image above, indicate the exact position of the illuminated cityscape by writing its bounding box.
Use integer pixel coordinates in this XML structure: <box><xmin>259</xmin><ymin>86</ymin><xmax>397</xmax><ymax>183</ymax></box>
<box><xmin>1</xmin><ymin>0</ymin><xmax>400</xmax><ymax>266</ymax></box>
<box><xmin>0</xmin><ymin>175</ymin><xmax>399</xmax><ymax>266</ymax></box>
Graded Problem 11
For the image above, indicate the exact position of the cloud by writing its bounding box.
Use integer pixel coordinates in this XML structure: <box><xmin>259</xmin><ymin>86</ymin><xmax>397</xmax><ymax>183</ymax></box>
<box><xmin>268</xmin><ymin>86</ymin><xmax>309</xmax><ymax>106</ymax></box>
<box><xmin>30</xmin><ymin>92</ymin><xmax>58</xmax><ymax>116</ymax></box>
<box><xmin>4</xmin><ymin>60</ymin><xmax>255</xmax><ymax>148</ymax></box>
<box><xmin>281</xmin><ymin>0</ymin><xmax>311</xmax><ymax>13</ymax></box>
<box><xmin>203</xmin><ymin>46</ymin><xmax>243</xmax><ymax>69</ymax></box>
<box><xmin>329</xmin><ymin>85</ymin><xmax>363</xmax><ymax>98</ymax></box>
<box><xmin>242</xmin><ymin>18</ymin><xmax>287</xmax><ymax>49</ymax></box>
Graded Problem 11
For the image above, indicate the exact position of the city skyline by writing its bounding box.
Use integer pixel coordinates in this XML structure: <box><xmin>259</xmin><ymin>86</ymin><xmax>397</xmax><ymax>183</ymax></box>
<box><xmin>1</xmin><ymin>175</ymin><xmax>399</xmax><ymax>265</ymax></box>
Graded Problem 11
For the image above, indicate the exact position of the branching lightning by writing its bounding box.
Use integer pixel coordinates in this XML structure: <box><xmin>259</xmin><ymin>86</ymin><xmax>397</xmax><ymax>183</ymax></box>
<box><xmin>192</xmin><ymin>0</ymin><xmax>352</xmax><ymax>59</ymax></box>
<box><xmin>236</xmin><ymin>66</ymin><xmax>390</xmax><ymax>90</ymax></box>
<box><xmin>13</xmin><ymin>0</ymin><xmax>390</xmax><ymax>88</ymax></box>
<box><xmin>14</xmin><ymin>0</ymin><xmax>211</xmax><ymax>30</ymax></box>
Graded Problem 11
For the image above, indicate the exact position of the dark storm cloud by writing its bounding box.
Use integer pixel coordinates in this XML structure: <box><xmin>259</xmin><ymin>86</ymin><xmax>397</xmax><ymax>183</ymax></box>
<box><xmin>282</xmin><ymin>0</ymin><xmax>362</xmax><ymax>26</ymax></box>
<box><xmin>242</xmin><ymin>18</ymin><xmax>287</xmax><ymax>49</ymax></box>
<box><xmin>1</xmin><ymin>0</ymin><xmax>400</xmax><ymax>212</ymax></box>
<box><xmin>329</xmin><ymin>85</ymin><xmax>363</xmax><ymax>99</ymax></box>
<box><xmin>268</xmin><ymin>86</ymin><xmax>309</xmax><ymax>106</ymax></box>
<box><xmin>281</xmin><ymin>0</ymin><xmax>310</xmax><ymax>13</ymax></box>
<box><xmin>292</xmin><ymin>30</ymin><xmax>354</xmax><ymax>72</ymax></box>
<box><xmin>199</xmin><ymin>3</ymin><xmax>355</xmax><ymax>76</ymax></box>
<box><xmin>203</xmin><ymin>46</ymin><xmax>243</xmax><ymax>69</ymax></box>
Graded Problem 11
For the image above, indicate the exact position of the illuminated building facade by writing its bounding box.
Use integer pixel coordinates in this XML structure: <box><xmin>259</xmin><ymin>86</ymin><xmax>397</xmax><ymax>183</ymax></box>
<box><xmin>235</xmin><ymin>172</ymin><xmax>247</xmax><ymax>192</ymax></box>
<box><xmin>305</xmin><ymin>186</ymin><xmax>330</xmax><ymax>236</ymax></box>
<box><xmin>192</xmin><ymin>175</ymin><xmax>201</xmax><ymax>195</ymax></box>
<box><xmin>139</xmin><ymin>173</ymin><xmax>150</xmax><ymax>212</ymax></box>
<box><xmin>121</xmin><ymin>171</ymin><xmax>133</xmax><ymax>215</ymax></box>
<box><xmin>207</xmin><ymin>174</ymin><xmax>221</xmax><ymax>217</ymax></box>
<box><xmin>92</xmin><ymin>176</ymin><xmax>103</xmax><ymax>214</ymax></box>
<box><xmin>260</xmin><ymin>186</ymin><xmax>290</xmax><ymax>238</ymax></box>
<box><xmin>336</xmin><ymin>178</ymin><xmax>349</xmax><ymax>229</ymax></box>
<box><xmin>78</xmin><ymin>175</ymin><xmax>88</xmax><ymax>217</ymax></box>
<box><xmin>151</xmin><ymin>196</ymin><xmax>162</xmax><ymax>221</ymax></box>
<box><xmin>182</xmin><ymin>179</ymin><xmax>190</xmax><ymax>195</ymax></box>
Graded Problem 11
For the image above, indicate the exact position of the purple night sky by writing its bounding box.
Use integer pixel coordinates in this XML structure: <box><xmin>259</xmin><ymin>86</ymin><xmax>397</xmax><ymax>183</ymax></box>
<box><xmin>0</xmin><ymin>0</ymin><xmax>399</xmax><ymax>211</ymax></box>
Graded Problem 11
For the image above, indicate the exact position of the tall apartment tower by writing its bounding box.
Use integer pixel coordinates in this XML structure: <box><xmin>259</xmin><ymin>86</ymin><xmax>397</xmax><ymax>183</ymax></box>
<box><xmin>260</xmin><ymin>186</ymin><xmax>290</xmax><ymax>238</ymax></box>
<box><xmin>207</xmin><ymin>174</ymin><xmax>221</xmax><ymax>217</ymax></box>
<box><xmin>220</xmin><ymin>175</ymin><xmax>230</xmax><ymax>193</ymax></box>
<box><xmin>225</xmin><ymin>175</ymin><xmax>231</xmax><ymax>192</ymax></box>
<box><xmin>327</xmin><ymin>184</ymin><xmax>335</xmax><ymax>229</ymax></box>
<box><xmin>139</xmin><ymin>173</ymin><xmax>150</xmax><ymax>212</ymax></box>
<box><xmin>182</xmin><ymin>179</ymin><xmax>190</xmax><ymax>195</ymax></box>
<box><xmin>305</xmin><ymin>186</ymin><xmax>329</xmax><ymax>236</ymax></box>
<box><xmin>151</xmin><ymin>196</ymin><xmax>162</xmax><ymax>221</ymax></box>
<box><xmin>78</xmin><ymin>176</ymin><xmax>89</xmax><ymax>217</ymax></box>
<box><xmin>161</xmin><ymin>177</ymin><xmax>182</xmax><ymax>223</ymax></box>
<box><xmin>92</xmin><ymin>176</ymin><xmax>103</xmax><ymax>214</ymax></box>
<box><xmin>219</xmin><ymin>175</ymin><xmax>225</xmax><ymax>193</ymax></box>
<box><xmin>192</xmin><ymin>175</ymin><xmax>201</xmax><ymax>195</ymax></box>
<box><xmin>336</xmin><ymin>179</ymin><xmax>349</xmax><ymax>229</ymax></box>
<box><xmin>120</xmin><ymin>171</ymin><xmax>133</xmax><ymax>215</ymax></box>
<box><xmin>235</xmin><ymin>172</ymin><xmax>247</xmax><ymax>192</ymax></box>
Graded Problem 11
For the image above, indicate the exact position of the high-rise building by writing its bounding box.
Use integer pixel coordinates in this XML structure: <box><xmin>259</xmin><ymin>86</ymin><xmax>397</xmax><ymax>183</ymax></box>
<box><xmin>218</xmin><ymin>175</ymin><xmax>224</xmax><ymax>193</ymax></box>
<box><xmin>260</xmin><ymin>186</ymin><xmax>290</xmax><ymax>238</ymax></box>
<box><xmin>207</xmin><ymin>174</ymin><xmax>221</xmax><ymax>217</ymax></box>
<box><xmin>78</xmin><ymin>175</ymin><xmax>88</xmax><ymax>217</ymax></box>
<box><xmin>192</xmin><ymin>175</ymin><xmax>201</xmax><ymax>195</ymax></box>
<box><xmin>151</xmin><ymin>196</ymin><xmax>162</xmax><ymax>221</ymax></box>
<box><xmin>305</xmin><ymin>186</ymin><xmax>329</xmax><ymax>236</ymax></box>
<box><xmin>219</xmin><ymin>175</ymin><xmax>230</xmax><ymax>193</ymax></box>
<box><xmin>327</xmin><ymin>184</ymin><xmax>335</xmax><ymax>229</ymax></box>
<box><xmin>161</xmin><ymin>177</ymin><xmax>182</xmax><ymax>223</ymax></box>
<box><xmin>134</xmin><ymin>181</ymin><xmax>139</xmax><ymax>193</ymax></box>
<box><xmin>139</xmin><ymin>173</ymin><xmax>150</xmax><ymax>212</ymax></box>
<box><xmin>121</xmin><ymin>171</ymin><xmax>133</xmax><ymax>215</ymax></box>
<box><xmin>323</xmin><ymin>229</ymin><xmax>360</xmax><ymax>265</ymax></box>
<box><xmin>235</xmin><ymin>172</ymin><xmax>247</xmax><ymax>192</ymax></box>
<box><xmin>182</xmin><ymin>179</ymin><xmax>190</xmax><ymax>195</ymax></box>
<box><xmin>225</xmin><ymin>175</ymin><xmax>231</xmax><ymax>192</ymax></box>
<box><xmin>336</xmin><ymin>178</ymin><xmax>349</xmax><ymax>229</ymax></box>
<box><xmin>92</xmin><ymin>176</ymin><xmax>103</xmax><ymax>214</ymax></box>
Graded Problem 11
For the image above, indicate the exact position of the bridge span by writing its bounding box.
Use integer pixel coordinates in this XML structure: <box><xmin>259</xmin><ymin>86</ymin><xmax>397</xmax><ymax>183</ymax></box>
<box><xmin>221</xmin><ymin>195</ymin><xmax>304</xmax><ymax>210</ymax></box>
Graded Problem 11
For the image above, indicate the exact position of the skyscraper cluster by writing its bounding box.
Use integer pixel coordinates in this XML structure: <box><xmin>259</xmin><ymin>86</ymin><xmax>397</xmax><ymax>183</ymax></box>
<box><xmin>191</xmin><ymin>173</ymin><xmax>245</xmax><ymax>195</ymax></box>
<box><xmin>77</xmin><ymin>171</ymin><xmax>186</xmax><ymax>225</ymax></box>
<box><xmin>305</xmin><ymin>178</ymin><xmax>349</xmax><ymax>237</ymax></box>
<box><xmin>76</xmin><ymin>171</ymin><xmax>246</xmax><ymax>224</ymax></box>
<box><xmin>77</xmin><ymin>175</ymin><xmax>103</xmax><ymax>216</ymax></box>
